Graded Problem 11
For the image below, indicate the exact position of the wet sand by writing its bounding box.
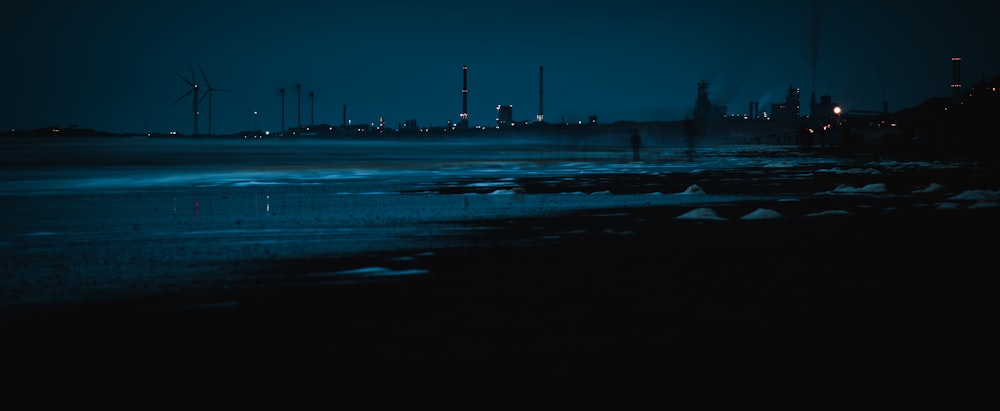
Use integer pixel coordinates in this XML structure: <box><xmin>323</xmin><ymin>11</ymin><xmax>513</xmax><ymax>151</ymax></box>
<box><xmin>3</xmin><ymin>158</ymin><xmax>996</xmax><ymax>383</ymax></box>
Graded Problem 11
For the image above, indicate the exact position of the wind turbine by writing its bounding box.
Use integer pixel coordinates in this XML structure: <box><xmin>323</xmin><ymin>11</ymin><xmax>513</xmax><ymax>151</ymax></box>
<box><xmin>198</xmin><ymin>65</ymin><xmax>233</xmax><ymax>136</ymax></box>
<box><xmin>173</xmin><ymin>64</ymin><xmax>200</xmax><ymax>136</ymax></box>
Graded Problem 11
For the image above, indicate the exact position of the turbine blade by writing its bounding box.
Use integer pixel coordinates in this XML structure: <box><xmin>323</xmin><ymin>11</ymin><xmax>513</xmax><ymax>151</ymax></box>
<box><xmin>199</xmin><ymin>65</ymin><xmax>211</xmax><ymax>89</ymax></box>
<box><xmin>198</xmin><ymin>90</ymin><xmax>210</xmax><ymax>105</ymax></box>
<box><xmin>173</xmin><ymin>88</ymin><xmax>194</xmax><ymax>105</ymax></box>
<box><xmin>174</xmin><ymin>70</ymin><xmax>194</xmax><ymax>87</ymax></box>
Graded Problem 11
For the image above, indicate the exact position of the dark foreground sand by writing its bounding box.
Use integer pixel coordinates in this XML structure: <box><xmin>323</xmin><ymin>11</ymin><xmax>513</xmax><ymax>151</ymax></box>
<box><xmin>3</xmin><ymin>160</ymin><xmax>997</xmax><ymax>389</ymax></box>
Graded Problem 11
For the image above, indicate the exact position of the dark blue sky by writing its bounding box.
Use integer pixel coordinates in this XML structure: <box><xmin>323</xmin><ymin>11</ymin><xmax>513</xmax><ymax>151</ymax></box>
<box><xmin>3</xmin><ymin>0</ymin><xmax>997</xmax><ymax>134</ymax></box>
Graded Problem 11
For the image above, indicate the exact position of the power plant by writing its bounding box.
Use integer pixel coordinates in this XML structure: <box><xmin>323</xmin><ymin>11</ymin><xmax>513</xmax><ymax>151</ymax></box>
<box><xmin>146</xmin><ymin>53</ymin><xmax>986</xmax><ymax>146</ymax></box>
<box><xmin>160</xmin><ymin>55</ymin><xmax>878</xmax><ymax>138</ymax></box>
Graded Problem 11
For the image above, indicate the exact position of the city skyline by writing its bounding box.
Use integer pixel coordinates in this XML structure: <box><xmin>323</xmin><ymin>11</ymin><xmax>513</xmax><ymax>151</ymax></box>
<box><xmin>3</xmin><ymin>1</ymin><xmax>998</xmax><ymax>134</ymax></box>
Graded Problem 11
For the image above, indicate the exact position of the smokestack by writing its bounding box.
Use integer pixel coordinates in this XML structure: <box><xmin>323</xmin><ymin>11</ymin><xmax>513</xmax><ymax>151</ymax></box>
<box><xmin>749</xmin><ymin>102</ymin><xmax>754</xmax><ymax>119</ymax></box>
<box><xmin>754</xmin><ymin>101</ymin><xmax>759</xmax><ymax>119</ymax></box>
<box><xmin>810</xmin><ymin>91</ymin><xmax>817</xmax><ymax>117</ymax></box>
<box><xmin>296</xmin><ymin>83</ymin><xmax>302</xmax><ymax>129</ymax></box>
<box><xmin>460</xmin><ymin>65</ymin><xmax>469</xmax><ymax>128</ymax></box>
<box><xmin>951</xmin><ymin>57</ymin><xmax>962</xmax><ymax>103</ymax></box>
<box><xmin>280</xmin><ymin>88</ymin><xmax>285</xmax><ymax>132</ymax></box>
<box><xmin>342</xmin><ymin>104</ymin><xmax>346</xmax><ymax>128</ymax></box>
<box><xmin>809</xmin><ymin>0</ymin><xmax>824</xmax><ymax>117</ymax></box>
<box><xmin>537</xmin><ymin>65</ymin><xmax>544</xmax><ymax>123</ymax></box>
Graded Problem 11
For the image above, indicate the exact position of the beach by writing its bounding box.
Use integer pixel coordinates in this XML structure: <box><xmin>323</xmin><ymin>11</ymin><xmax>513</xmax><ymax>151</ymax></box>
<box><xmin>1</xmin><ymin>137</ymin><xmax>997</xmax><ymax>382</ymax></box>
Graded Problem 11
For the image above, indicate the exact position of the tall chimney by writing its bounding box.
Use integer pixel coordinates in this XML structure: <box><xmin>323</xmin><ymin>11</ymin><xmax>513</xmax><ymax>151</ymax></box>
<box><xmin>537</xmin><ymin>65</ymin><xmax>544</xmax><ymax>123</ymax></box>
<box><xmin>951</xmin><ymin>57</ymin><xmax>962</xmax><ymax>103</ymax></box>
<box><xmin>342</xmin><ymin>104</ymin><xmax>346</xmax><ymax>128</ymax></box>
<box><xmin>280</xmin><ymin>88</ymin><xmax>285</xmax><ymax>132</ymax></box>
<box><xmin>460</xmin><ymin>65</ymin><xmax>469</xmax><ymax>128</ymax></box>
<box><xmin>810</xmin><ymin>91</ymin><xmax>817</xmax><ymax>117</ymax></box>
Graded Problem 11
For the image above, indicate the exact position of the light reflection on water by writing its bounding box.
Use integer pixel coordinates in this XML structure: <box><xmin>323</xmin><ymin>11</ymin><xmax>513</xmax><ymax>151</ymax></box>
<box><xmin>0</xmin><ymin>136</ymin><xmax>821</xmax><ymax>195</ymax></box>
<box><xmin>2</xmin><ymin>136</ymin><xmax>986</xmax><ymax>307</ymax></box>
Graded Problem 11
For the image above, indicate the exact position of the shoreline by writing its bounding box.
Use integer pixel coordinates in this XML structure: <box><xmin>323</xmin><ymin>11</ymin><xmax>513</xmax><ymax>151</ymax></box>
<box><xmin>3</xmin><ymin>169</ymin><xmax>996</xmax><ymax>347</ymax></box>
<box><xmin>2</xmin><ymin>198</ymin><xmax>995</xmax><ymax>380</ymax></box>
<box><xmin>1</xmin><ymin>144</ymin><xmax>996</xmax><ymax>379</ymax></box>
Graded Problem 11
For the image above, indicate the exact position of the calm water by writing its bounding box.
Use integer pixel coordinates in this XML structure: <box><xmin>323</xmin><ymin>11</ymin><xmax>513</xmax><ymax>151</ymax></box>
<box><xmin>1</xmin><ymin>135</ymin><xmax>988</xmax><ymax>308</ymax></box>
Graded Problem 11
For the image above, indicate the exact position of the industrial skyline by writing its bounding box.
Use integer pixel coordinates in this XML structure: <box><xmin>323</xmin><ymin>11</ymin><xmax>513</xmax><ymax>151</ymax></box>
<box><xmin>159</xmin><ymin>55</ymin><xmax>989</xmax><ymax>137</ymax></box>
<box><xmin>13</xmin><ymin>56</ymin><xmax>994</xmax><ymax>137</ymax></box>
<box><xmin>3</xmin><ymin>1</ymin><xmax>998</xmax><ymax>135</ymax></box>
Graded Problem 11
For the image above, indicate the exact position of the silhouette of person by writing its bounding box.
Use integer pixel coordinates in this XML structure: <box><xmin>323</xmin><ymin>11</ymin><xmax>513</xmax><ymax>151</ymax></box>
<box><xmin>630</xmin><ymin>128</ymin><xmax>642</xmax><ymax>161</ymax></box>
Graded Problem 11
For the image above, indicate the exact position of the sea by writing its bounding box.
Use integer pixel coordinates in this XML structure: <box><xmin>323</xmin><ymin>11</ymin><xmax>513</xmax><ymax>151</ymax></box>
<box><xmin>1</xmin><ymin>134</ymin><xmax>995</xmax><ymax>309</ymax></box>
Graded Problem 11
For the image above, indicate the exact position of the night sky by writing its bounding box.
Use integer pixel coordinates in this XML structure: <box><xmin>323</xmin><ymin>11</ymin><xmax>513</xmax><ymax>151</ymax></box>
<box><xmin>3</xmin><ymin>0</ymin><xmax>997</xmax><ymax>135</ymax></box>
